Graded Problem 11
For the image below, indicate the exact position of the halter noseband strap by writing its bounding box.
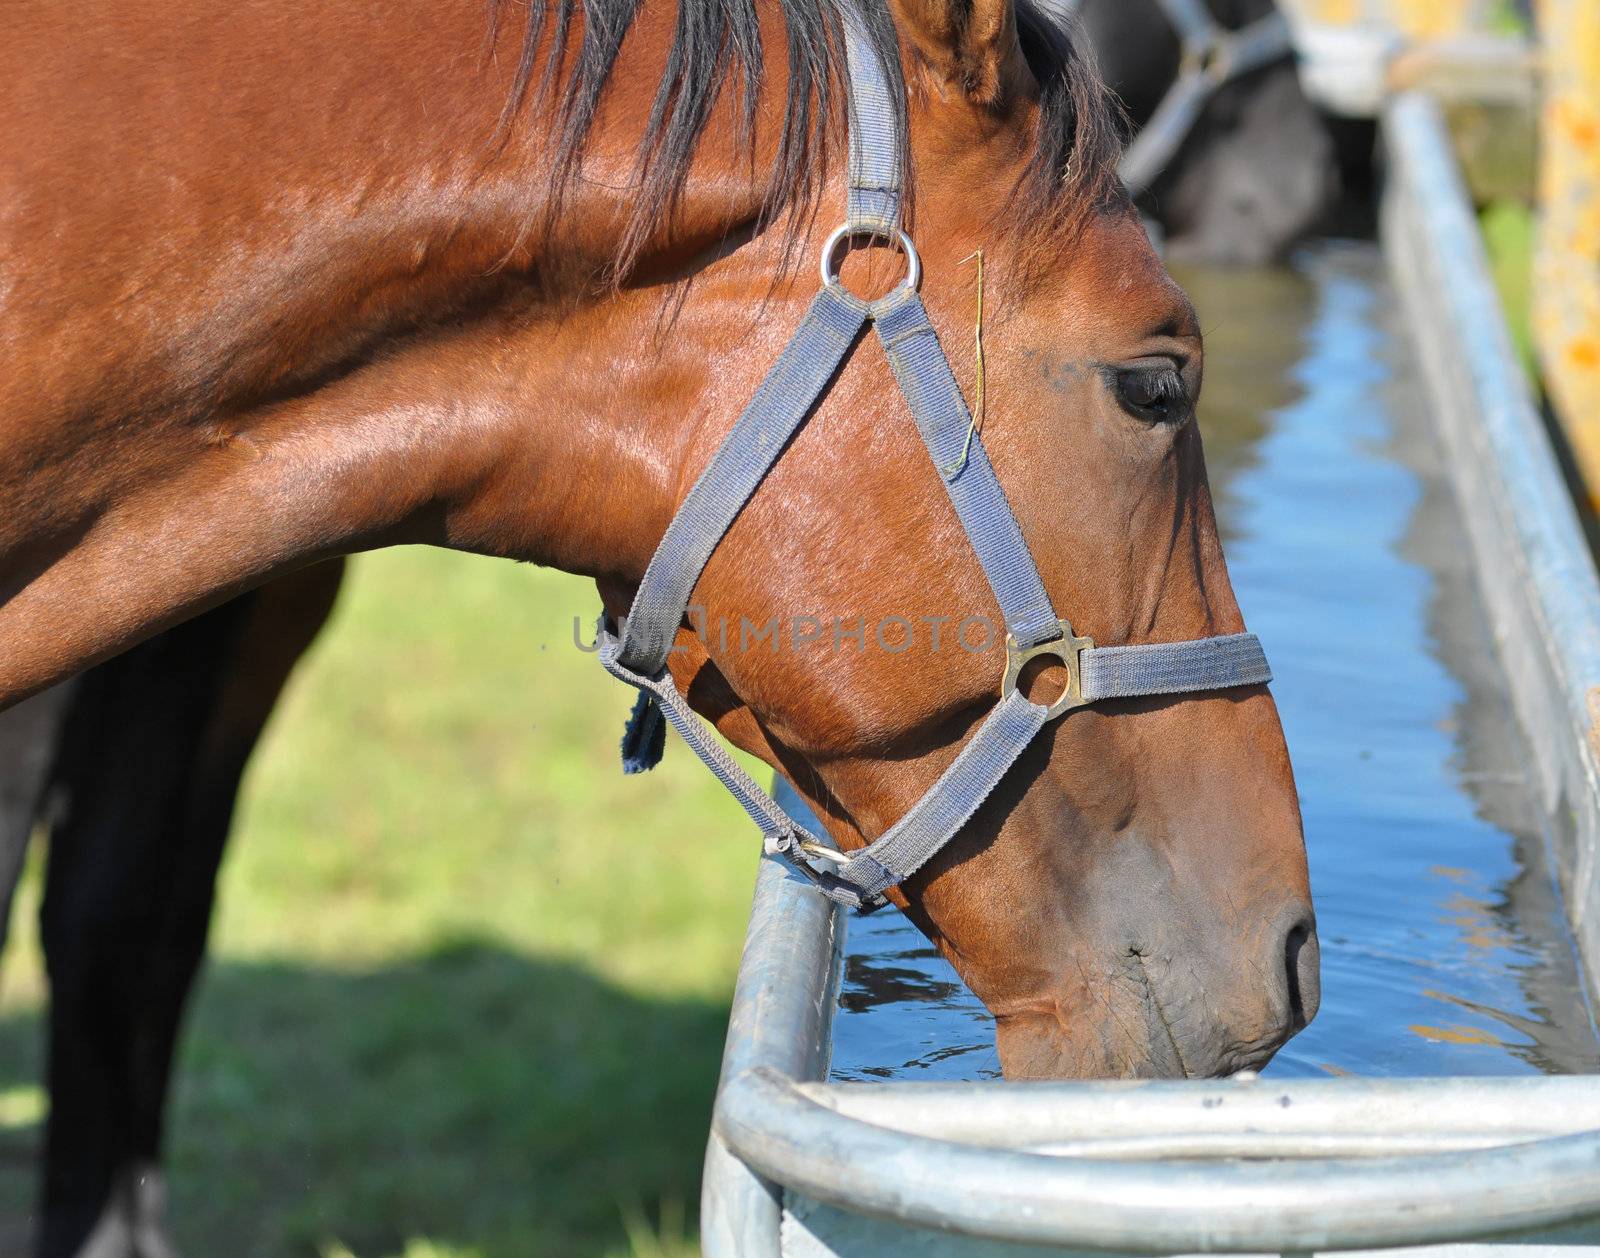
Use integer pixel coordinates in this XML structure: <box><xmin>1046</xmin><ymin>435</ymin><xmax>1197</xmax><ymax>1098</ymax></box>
<box><xmin>596</xmin><ymin>13</ymin><xmax>1270</xmax><ymax>910</ymax></box>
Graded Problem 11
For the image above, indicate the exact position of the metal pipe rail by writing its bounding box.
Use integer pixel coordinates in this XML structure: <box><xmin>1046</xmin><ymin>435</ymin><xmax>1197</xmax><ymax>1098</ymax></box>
<box><xmin>703</xmin><ymin>93</ymin><xmax>1600</xmax><ymax>1257</ymax></box>
<box><xmin>720</xmin><ymin>1069</ymin><xmax>1600</xmax><ymax>1251</ymax></box>
<box><xmin>790</xmin><ymin>1076</ymin><xmax>1600</xmax><ymax>1148</ymax></box>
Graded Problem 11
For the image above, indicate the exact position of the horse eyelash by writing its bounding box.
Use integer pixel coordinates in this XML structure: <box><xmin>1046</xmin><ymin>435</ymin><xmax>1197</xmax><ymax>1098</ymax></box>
<box><xmin>1141</xmin><ymin>369</ymin><xmax>1185</xmax><ymax>402</ymax></box>
<box><xmin>1108</xmin><ymin>364</ymin><xmax>1189</xmax><ymax>423</ymax></box>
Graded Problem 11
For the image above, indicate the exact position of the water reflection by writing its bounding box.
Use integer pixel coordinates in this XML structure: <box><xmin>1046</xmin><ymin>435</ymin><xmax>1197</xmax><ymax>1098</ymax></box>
<box><xmin>1387</xmin><ymin>271</ymin><xmax>1600</xmax><ymax>1073</ymax></box>
<box><xmin>831</xmin><ymin>909</ymin><xmax>1001</xmax><ymax>1080</ymax></box>
<box><xmin>828</xmin><ymin>242</ymin><xmax>1600</xmax><ymax>1083</ymax></box>
<box><xmin>1167</xmin><ymin>261</ymin><xmax>1315</xmax><ymax>514</ymax></box>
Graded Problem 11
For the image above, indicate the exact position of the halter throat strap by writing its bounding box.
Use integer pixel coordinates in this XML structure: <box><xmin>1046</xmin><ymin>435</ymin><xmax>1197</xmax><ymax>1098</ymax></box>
<box><xmin>596</xmin><ymin>12</ymin><xmax>1271</xmax><ymax>910</ymax></box>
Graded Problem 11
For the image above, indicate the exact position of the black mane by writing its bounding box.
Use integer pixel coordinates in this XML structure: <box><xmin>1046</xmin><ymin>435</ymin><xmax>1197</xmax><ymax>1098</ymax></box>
<box><xmin>487</xmin><ymin>0</ymin><xmax>1123</xmax><ymax>273</ymax></box>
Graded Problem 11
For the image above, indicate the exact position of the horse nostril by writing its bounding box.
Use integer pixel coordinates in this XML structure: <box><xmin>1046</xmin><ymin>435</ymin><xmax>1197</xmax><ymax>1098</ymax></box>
<box><xmin>1281</xmin><ymin>910</ymin><xmax>1321</xmax><ymax>1032</ymax></box>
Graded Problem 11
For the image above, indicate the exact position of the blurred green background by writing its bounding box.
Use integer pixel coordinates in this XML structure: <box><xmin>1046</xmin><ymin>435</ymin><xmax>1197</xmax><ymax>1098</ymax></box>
<box><xmin>0</xmin><ymin>548</ymin><xmax>759</xmax><ymax>1257</ymax></box>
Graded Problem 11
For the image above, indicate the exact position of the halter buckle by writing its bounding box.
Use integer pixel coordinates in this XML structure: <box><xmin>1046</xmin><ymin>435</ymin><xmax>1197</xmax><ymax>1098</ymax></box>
<box><xmin>1002</xmin><ymin>620</ymin><xmax>1095</xmax><ymax>721</ymax></box>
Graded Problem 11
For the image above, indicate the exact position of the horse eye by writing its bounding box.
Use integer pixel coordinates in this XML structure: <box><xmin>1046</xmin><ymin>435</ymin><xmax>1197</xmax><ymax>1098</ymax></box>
<box><xmin>1113</xmin><ymin>366</ymin><xmax>1187</xmax><ymax>424</ymax></box>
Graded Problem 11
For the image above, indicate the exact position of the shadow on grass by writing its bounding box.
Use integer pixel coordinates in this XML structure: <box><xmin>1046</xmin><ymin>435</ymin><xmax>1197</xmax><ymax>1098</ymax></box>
<box><xmin>0</xmin><ymin>939</ymin><xmax>731</xmax><ymax>1258</ymax></box>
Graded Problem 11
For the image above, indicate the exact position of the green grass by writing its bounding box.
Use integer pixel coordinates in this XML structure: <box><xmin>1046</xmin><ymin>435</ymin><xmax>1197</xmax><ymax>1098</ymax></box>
<box><xmin>1485</xmin><ymin>0</ymin><xmax>1528</xmax><ymax>37</ymax></box>
<box><xmin>1480</xmin><ymin>199</ymin><xmax>1536</xmax><ymax>381</ymax></box>
<box><xmin>0</xmin><ymin>548</ymin><xmax>763</xmax><ymax>1257</ymax></box>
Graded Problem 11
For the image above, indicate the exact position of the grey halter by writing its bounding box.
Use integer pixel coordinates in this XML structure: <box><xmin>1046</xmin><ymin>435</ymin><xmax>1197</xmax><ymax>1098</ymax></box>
<box><xmin>1114</xmin><ymin>0</ymin><xmax>1296</xmax><ymax>196</ymax></box>
<box><xmin>596</xmin><ymin>11</ymin><xmax>1271</xmax><ymax>911</ymax></box>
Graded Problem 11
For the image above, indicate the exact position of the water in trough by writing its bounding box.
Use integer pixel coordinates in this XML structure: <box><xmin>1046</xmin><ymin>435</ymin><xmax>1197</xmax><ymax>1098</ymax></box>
<box><xmin>828</xmin><ymin>242</ymin><xmax>1600</xmax><ymax>1082</ymax></box>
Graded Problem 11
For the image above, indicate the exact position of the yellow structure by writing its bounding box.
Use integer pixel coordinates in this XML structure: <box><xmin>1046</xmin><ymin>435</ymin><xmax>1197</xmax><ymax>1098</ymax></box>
<box><xmin>1534</xmin><ymin>0</ymin><xmax>1600</xmax><ymax>505</ymax></box>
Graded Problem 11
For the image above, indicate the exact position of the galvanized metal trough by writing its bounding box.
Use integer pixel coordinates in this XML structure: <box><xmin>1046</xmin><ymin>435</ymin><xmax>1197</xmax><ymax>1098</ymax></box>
<box><xmin>700</xmin><ymin>94</ymin><xmax>1600</xmax><ymax>1257</ymax></box>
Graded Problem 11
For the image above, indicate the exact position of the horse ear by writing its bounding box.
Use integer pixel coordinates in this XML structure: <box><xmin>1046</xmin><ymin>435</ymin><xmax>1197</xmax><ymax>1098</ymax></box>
<box><xmin>886</xmin><ymin>0</ymin><xmax>1031</xmax><ymax>105</ymax></box>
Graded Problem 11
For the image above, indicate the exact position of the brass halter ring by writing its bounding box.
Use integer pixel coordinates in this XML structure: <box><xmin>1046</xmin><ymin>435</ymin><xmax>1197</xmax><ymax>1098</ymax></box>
<box><xmin>1001</xmin><ymin>619</ymin><xmax>1097</xmax><ymax>721</ymax></box>
<box><xmin>819</xmin><ymin>222</ymin><xmax>921</xmax><ymax>297</ymax></box>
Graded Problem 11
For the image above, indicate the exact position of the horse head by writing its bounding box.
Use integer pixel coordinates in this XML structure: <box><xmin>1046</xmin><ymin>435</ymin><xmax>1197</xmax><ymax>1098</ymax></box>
<box><xmin>573</xmin><ymin>0</ymin><xmax>1319</xmax><ymax>1077</ymax></box>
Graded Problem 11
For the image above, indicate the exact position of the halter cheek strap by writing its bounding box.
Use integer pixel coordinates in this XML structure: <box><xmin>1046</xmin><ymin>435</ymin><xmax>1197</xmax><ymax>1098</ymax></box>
<box><xmin>595</xmin><ymin>13</ymin><xmax>1271</xmax><ymax>910</ymax></box>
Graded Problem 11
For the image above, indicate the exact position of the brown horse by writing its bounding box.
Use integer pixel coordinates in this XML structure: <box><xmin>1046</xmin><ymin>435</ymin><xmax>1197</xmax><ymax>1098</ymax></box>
<box><xmin>4</xmin><ymin>0</ymin><xmax>1317</xmax><ymax>1246</ymax></box>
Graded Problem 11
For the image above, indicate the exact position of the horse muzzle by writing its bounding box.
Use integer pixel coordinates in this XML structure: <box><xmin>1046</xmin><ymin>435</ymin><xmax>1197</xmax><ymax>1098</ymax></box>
<box><xmin>993</xmin><ymin>900</ymin><xmax>1320</xmax><ymax>1080</ymax></box>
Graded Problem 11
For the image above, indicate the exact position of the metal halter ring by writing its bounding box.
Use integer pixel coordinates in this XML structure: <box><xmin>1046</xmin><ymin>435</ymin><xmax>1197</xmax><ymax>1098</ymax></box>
<box><xmin>819</xmin><ymin>223</ymin><xmax>921</xmax><ymax>297</ymax></box>
<box><xmin>766</xmin><ymin>831</ymin><xmax>849</xmax><ymax>867</ymax></box>
<box><xmin>796</xmin><ymin>838</ymin><xmax>850</xmax><ymax>866</ymax></box>
<box><xmin>1001</xmin><ymin>619</ymin><xmax>1096</xmax><ymax>721</ymax></box>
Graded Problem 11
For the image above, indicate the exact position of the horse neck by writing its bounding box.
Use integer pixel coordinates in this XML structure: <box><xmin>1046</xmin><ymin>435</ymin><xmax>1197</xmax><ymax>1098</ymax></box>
<box><xmin>8</xmin><ymin>0</ymin><xmax>792</xmax><ymax>566</ymax></box>
<box><xmin>436</xmin><ymin>268</ymin><xmax>812</xmax><ymax>586</ymax></box>
<box><xmin>335</xmin><ymin>17</ymin><xmax>826</xmax><ymax>587</ymax></box>
<box><xmin>0</xmin><ymin>0</ymin><xmax>820</xmax><ymax>708</ymax></box>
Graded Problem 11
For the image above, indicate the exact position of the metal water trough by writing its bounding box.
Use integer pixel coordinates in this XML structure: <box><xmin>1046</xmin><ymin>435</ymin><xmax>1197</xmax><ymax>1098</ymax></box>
<box><xmin>700</xmin><ymin>93</ymin><xmax>1600</xmax><ymax>1257</ymax></box>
